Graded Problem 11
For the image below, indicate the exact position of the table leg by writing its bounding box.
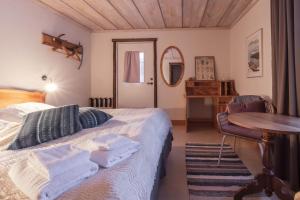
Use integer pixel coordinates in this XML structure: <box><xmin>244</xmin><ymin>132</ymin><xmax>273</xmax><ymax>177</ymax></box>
<box><xmin>234</xmin><ymin>173</ymin><xmax>266</xmax><ymax>200</ymax></box>
<box><xmin>272</xmin><ymin>176</ymin><xmax>295</xmax><ymax>200</ymax></box>
<box><xmin>234</xmin><ymin>131</ymin><xmax>295</xmax><ymax>200</ymax></box>
<box><xmin>262</xmin><ymin>131</ymin><xmax>274</xmax><ymax>196</ymax></box>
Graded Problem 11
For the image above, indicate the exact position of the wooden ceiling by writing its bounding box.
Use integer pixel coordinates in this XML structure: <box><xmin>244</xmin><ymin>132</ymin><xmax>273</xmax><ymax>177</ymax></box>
<box><xmin>37</xmin><ymin>0</ymin><xmax>258</xmax><ymax>32</ymax></box>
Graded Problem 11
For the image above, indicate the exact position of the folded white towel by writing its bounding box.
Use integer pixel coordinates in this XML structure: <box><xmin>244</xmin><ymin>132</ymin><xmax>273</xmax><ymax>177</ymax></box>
<box><xmin>75</xmin><ymin>134</ymin><xmax>140</xmax><ymax>167</ymax></box>
<box><xmin>77</xmin><ymin>133</ymin><xmax>138</xmax><ymax>151</ymax></box>
<box><xmin>91</xmin><ymin>143</ymin><xmax>140</xmax><ymax>167</ymax></box>
<box><xmin>28</xmin><ymin>144</ymin><xmax>90</xmax><ymax>179</ymax></box>
<box><xmin>9</xmin><ymin>159</ymin><xmax>98</xmax><ymax>200</ymax></box>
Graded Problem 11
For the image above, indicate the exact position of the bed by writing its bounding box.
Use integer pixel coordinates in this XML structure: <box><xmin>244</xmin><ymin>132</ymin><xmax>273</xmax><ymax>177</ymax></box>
<box><xmin>0</xmin><ymin>89</ymin><xmax>173</xmax><ymax>200</ymax></box>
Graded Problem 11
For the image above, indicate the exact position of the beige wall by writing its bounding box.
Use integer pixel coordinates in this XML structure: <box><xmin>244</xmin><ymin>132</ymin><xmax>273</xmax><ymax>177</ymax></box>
<box><xmin>230</xmin><ymin>0</ymin><xmax>272</xmax><ymax>98</ymax></box>
<box><xmin>0</xmin><ymin>0</ymin><xmax>91</xmax><ymax>106</ymax></box>
<box><xmin>91</xmin><ymin>29</ymin><xmax>230</xmax><ymax>120</ymax></box>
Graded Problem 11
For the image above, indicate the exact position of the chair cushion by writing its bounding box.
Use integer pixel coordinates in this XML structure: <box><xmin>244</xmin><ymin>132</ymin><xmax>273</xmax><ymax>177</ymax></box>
<box><xmin>221</xmin><ymin>123</ymin><xmax>262</xmax><ymax>140</ymax></box>
<box><xmin>227</xmin><ymin>103</ymin><xmax>245</xmax><ymax>114</ymax></box>
<box><xmin>227</xmin><ymin>100</ymin><xmax>266</xmax><ymax>114</ymax></box>
<box><xmin>244</xmin><ymin>100</ymin><xmax>266</xmax><ymax>113</ymax></box>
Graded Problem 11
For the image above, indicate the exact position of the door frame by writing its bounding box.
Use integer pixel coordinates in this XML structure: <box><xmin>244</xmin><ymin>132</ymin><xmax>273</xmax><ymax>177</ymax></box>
<box><xmin>112</xmin><ymin>38</ymin><xmax>158</xmax><ymax>108</ymax></box>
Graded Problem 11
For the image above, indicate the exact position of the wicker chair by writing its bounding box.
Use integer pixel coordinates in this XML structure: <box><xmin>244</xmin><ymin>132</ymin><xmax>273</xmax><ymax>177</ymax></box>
<box><xmin>216</xmin><ymin>95</ymin><xmax>276</xmax><ymax>165</ymax></box>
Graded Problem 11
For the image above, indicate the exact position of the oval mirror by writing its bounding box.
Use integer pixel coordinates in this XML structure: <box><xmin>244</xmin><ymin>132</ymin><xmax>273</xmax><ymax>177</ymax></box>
<box><xmin>160</xmin><ymin>46</ymin><xmax>184</xmax><ymax>87</ymax></box>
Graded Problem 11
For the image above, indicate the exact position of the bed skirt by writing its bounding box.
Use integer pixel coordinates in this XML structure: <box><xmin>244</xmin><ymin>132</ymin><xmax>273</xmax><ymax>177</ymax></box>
<box><xmin>150</xmin><ymin>130</ymin><xmax>173</xmax><ymax>200</ymax></box>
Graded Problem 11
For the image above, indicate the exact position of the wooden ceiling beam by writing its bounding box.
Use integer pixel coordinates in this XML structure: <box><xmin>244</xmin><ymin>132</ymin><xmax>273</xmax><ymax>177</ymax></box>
<box><xmin>132</xmin><ymin>0</ymin><xmax>165</xmax><ymax>29</ymax></box>
<box><xmin>157</xmin><ymin>0</ymin><xmax>167</xmax><ymax>28</ymax></box>
<box><xmin>84</xmin><ymin>0</ymin><xmax>132</xmax><ymax>30</ymax></box>
<box><xmin>36</xmin><ymin>0</ymin><xmax>259</xmax><ymax>31</ymax></box>
<box><xmin>38</xmin><ymin>0</ymin><xmax>102</xmax><ymax>31</ymax></box>
<box><xmin>131</xmin><ymin>0</ymin><xmax>150</xmax><ymax>28</ymax></box>
<box><xmin>61</xmin><ymin>0</ymin><xmax>117</xmax><ymax>30</ymax></box>
<box><xmin>106</xmin><ymin>0</ymin><xmax>135</xmax><ymax>29</ymax></box>
<box><xmin>108</xmin><ymin>0</ymin><xmax>148</xmax><ymax>29</ymax></box>
<box><xmin>181</xmin><ymin>0</ymin><xmax>183</xmax><ymax>28</ymax></box>
<box><xmin>200</xmin><ymin>0</ymin><xmax>234</xmax><ymax>27</ymax></box>
<box><xmin>158</xmin><ymin>0</ymin><xmax>182</xmax><ymax>28</ymax></box>
<box><xmin>199</xmin><ymin>0</ymin><xmax>209</xmax><ymax>27</ymax></box>
<box><xmin>218</xmin><ymin>0</ymin><xmax>254</xmax><ymax>27</ymax></box>
<box><xmin>217</xmin><ymin>0</ymin><xmax>239</xmax><ymax>27</ymax></box>
<box><xmin>229</xmin><ymin>0</ymin><xmax>259</xmax><ymax>28</ymax></box>
<box><xmin>182</xmin><ymin>0</ymin><xmax>208</xmax><ymax>28</ymax></box>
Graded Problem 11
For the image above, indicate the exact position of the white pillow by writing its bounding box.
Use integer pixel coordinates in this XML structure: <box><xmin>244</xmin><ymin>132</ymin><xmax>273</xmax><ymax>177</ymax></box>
<box><xmin>7</xmin><ymin>102</ymin><xmax>55</xmax><ymax>115</ymax></box>
<box><xmin>0</xmin><ymin>108</ymin><xmax>23</xmax><ymax>123</ymax></box>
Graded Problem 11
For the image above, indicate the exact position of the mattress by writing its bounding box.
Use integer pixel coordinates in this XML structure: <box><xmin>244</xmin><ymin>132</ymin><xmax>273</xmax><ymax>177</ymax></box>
<box><xmin>0</xmin><ymin>108</ymin><xmax>172</xmax><ymax>200</ymax></box>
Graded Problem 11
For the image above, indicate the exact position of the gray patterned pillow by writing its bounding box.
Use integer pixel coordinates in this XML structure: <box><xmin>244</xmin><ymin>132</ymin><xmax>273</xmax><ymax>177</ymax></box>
<box><xmin>79</xmin><ymin>107</ymin><xmax>112</xmax><ymax>129</ymax></box>
<box><xmin>8</xmin><ymin>105</ymin><xmax>82</xmax><ymax>150</ymax></box>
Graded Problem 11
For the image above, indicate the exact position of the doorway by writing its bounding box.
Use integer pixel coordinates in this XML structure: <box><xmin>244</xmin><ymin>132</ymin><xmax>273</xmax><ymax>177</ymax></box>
<box><xmin>112</xmin><ymin>38</ymin><xmax>157</xmax><ymax>108</ymax></box>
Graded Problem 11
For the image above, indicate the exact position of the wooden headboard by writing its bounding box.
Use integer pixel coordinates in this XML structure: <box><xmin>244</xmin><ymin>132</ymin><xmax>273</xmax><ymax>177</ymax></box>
<box><xmin>0</xmin><ymin>89</ymin><xmax>46</xmax><ymax>109</ymax></box>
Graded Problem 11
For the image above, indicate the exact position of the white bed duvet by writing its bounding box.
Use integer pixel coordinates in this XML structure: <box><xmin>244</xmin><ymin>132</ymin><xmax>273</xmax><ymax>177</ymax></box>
<box><xmin>0</xmin><ymin>108</ymin><xmax>172</xmax><ymax>200</ymax></box>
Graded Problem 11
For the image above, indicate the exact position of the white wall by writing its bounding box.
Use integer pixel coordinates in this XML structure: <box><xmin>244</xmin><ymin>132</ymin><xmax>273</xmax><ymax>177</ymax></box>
<box><xmin>0</xmin><ymin>0</ymin><xmax>91</xmax><ymax>106</ymax></box>
<box><xmin>230</xmin><ymin>0</ymin><xmax>272</xmax><ymax>97</ymax></box>
<box><xmin>91</xmin><ymin>29</ymin><xmax>230</xmax><ymax>120</ymax></box>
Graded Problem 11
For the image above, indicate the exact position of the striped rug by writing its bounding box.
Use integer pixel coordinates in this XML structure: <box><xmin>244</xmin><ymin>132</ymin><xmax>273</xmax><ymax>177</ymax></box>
<box><xmin>186</xmin><ymin>143</ymin><xmax>268</xmax><ymax>200</ymax></box>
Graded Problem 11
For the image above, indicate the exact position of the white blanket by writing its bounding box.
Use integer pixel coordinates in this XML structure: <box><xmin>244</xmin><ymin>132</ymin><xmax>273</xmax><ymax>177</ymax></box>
<box><xmin>0</xmin><ymin>119</ymin><xmax>21</xmax><ymax>150</ymax></box>
<box><xmin>28</xmin><ymin>144</ymin><xmax>90</xmax><ymax>179</ymax></box>
<box><xmin>9</xmin><ymin>159</ymin><xmax>98</xmax><ymax>200</ymax></box>
<box><xmin>76</xmin><ymin>134</ymin><xmax>140</xmax><ymax>167</ymax></box>
<box><xmin>0</xmin><ymin>108</ymin><xmax>172</xmax><ymax>200</ymax></box>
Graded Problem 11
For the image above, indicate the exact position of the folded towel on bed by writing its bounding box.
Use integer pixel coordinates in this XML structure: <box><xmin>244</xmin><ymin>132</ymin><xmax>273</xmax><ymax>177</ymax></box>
<box><xmin>75</xmin><ymin>134</ymin><xmax>140</xmax><ymax>167</ymax></box>
<box><xmin>90</xmin><ymin>143</ymin><xmax>140</xmax><ymax>167</ymax></box>
<box><xmin>28</xmin><ymin>144</ymin><xmax>90</xmax><ymax>179</ymax></box>
<box><xmin>77</xmin><ymin>133</ymin><xmax>139</xmax><ymax>151</ymax></box>
<box><xmin>9</xmin><ymin>159</ymin><xmax>98</xmax><ymax>200</ymax></box>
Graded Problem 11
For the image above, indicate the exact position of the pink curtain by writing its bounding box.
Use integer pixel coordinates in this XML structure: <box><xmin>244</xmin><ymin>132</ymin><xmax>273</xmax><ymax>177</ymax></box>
<box><xmin>124</xmin><ymin>51</ymin><xmax>140</xmax><ymax>83</ymax></box>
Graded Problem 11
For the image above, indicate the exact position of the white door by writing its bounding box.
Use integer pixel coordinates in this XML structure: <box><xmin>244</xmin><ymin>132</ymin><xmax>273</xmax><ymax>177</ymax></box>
<box><xmin>117</xmin><ymin>42</ymin><xmax>154</xmax><ymax>108</ymax></box>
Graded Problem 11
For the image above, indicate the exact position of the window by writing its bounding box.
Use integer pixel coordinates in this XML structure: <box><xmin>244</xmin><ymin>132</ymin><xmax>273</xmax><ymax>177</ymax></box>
<box><xmin>124</xmin><ymin>51</ymin><xmax>145</xmax><ymax>83</ymax></box>
<box><xmin>139</xmin><ymin>52</ymin><xmax>144</xmax><ymax>83</ymax></box>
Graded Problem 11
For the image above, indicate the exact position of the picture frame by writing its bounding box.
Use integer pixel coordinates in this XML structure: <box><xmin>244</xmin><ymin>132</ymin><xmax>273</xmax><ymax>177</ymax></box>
<box><xmin>246</xmin><ymin>29</ymin><xmax>263</xmax><ymax>78</ymax></box>
<box><xmin>195</xmin><ymin>56</ymin><xmax>216</xmax><ymax>80</ymax></box>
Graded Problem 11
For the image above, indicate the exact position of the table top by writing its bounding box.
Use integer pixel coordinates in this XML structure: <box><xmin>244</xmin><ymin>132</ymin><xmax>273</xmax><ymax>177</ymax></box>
<box><xmin>228</xmin><ymin>112</ymin><xmax>300</xmax><ymax>134</ymax></box>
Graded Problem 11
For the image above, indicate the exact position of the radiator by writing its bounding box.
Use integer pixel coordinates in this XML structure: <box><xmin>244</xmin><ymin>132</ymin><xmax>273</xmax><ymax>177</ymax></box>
<box><xmin>89</xmin><ymin>97</ymin><xmax>113</xmax><ymax>108</ymax></box>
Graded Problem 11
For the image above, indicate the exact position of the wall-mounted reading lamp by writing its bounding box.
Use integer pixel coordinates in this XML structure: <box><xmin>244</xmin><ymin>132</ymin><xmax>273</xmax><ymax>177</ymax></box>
<box><xmin>41</xmin><ymin>75</ymin><xmax>58</xmax><ymax>92</ymax></box>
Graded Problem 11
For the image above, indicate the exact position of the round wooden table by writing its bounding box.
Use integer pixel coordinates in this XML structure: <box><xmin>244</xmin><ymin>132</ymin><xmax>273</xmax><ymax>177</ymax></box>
<box><xmin>228</xmin><ymin>112</ymin><xmax>300</xmax><ymax>200</ymax></box>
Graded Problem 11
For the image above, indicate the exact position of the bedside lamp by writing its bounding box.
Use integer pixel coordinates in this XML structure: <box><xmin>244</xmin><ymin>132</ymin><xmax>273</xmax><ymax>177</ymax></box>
<box><xmin>42</xmin><ymin>75</ymin><xmax>58</xmax><ymax>92</ymax></box>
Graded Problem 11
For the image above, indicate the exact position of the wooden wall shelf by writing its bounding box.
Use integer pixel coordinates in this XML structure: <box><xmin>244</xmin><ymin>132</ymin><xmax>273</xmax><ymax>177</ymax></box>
<box><xmin>42</xmin><ymin>33</ymin><xmax>83</xmax><ymax>69</ymax></box>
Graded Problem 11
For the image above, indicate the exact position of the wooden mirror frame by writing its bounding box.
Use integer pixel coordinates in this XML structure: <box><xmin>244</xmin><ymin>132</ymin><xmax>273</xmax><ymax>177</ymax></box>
<box><xmin>160</xmin><ymin>46</ymin><xmax>184</xmax><ymax>87</ymax></box>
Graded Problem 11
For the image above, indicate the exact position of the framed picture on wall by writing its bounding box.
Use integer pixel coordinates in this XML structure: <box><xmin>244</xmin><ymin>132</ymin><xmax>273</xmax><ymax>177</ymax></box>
<box><xmin>246</xmin><ymin>29</ymin><xmax>263</xmax><ymax>78</ymax></box>
<box><xmin>195</xmin><ymin>56</ymin><xmax>216</xmax><ymax>80</ymax></box>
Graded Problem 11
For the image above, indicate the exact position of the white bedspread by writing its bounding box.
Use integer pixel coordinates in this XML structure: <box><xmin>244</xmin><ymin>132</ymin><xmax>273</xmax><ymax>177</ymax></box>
<box><xmin>0</xmin><ymin>108</ymin><xmax>172</xmax><ymax>200</ymax></box>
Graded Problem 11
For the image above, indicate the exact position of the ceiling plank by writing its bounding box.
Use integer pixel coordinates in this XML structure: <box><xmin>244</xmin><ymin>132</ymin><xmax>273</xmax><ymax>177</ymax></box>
<box><xmin>132</xmin><ymin>0</ymin><xmax>165</xmax><ymax>29</ymax></box>
<box><xmin>229</xmin><ymin>0</ymin><xmax>259</xmax><ymax>28</ymax></box>
<box><xmin>201</xmin><ymin>0</ymin><xmax>233</xmax><ymax>27</ymax></box>
<box><xmin>108</xmin><ymin>0</ymin><xmax>148</xmax><ymax>29</ymax></box>
<box><xmin>62</xmin><ymin>0</ymin><xmax>116</xmax><ymax>30</ymax></box>
<box><xmin>158</xmin><ymin>0</ymin><xmax>182</xmax><ymax>28</ymax></box>
<box><xmin>84</xmin><ymin>0</ymin><xmax>132</xmax><ymax>29</ymax></box>
<box><xmin>183</xmin><ymin>0</ymin><xmax>208</xmax><ymax>28</ymax></box>
<box><xmin>38</xmin><ymin>0</ymin><xmax>102</xmax><ymax>31</ymax></box>
<box><xmin>218</xmin><ymin>0</ymin><xmax>253</xmax><ymax>27</ymax></box>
